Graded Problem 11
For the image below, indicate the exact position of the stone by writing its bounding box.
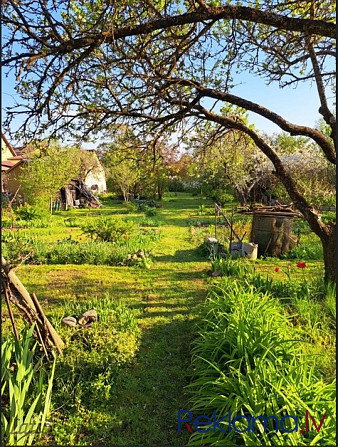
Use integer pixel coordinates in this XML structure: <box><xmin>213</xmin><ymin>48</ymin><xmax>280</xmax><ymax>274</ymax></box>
<box><xmin>205</xmin><ymin>237</ymin><xmax>218</xmax><ymax>245</ymax></box>
<box><xmin>62</xmin><ymin>316</ymin><xmax>77</xmax><ymax>328</ymax></box>
<box><xmin>78</xmin><ymin>309</ymin><xmax>98</xmax><ymax>326</ymax></box>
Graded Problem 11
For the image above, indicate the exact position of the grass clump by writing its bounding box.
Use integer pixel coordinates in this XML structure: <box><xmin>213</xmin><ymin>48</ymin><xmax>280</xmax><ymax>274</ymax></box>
<box><xmin>50</xmin><ymin>297</ymin><xmax>141</xmax><ymax>444</ymax></box>
<box><xmin>81</xmin><ymin>217</ymin><xmax>136</xmax><ymax>242</ymax></box>
<box><xmin>187</xmin><ymin>279</ymin><xmax>336</xmax><ymax>446</ymax></box>
<box><xmin>210</xmin><ymin>257</ymin><xmax>252</xmax><ymax>277</ymax></box>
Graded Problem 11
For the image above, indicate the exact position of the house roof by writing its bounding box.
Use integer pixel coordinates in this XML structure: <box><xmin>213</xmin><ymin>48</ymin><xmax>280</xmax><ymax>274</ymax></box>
<box><xmin>1</xmin><ymin>159</ymin><xmax>24</xmax><ymax>173</ymax></box>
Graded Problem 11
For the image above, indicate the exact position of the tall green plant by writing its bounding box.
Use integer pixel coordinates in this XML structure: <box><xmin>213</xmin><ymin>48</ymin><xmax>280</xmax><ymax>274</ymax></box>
<box><xmin>187</xmin><ymin>279</ymin><xmax>336</xmax><ymax>446</ymax></box>
<box><xmin>1</xmin><ymin>325</ymin><xmax>55</xmax><ymax>446</ymax></box>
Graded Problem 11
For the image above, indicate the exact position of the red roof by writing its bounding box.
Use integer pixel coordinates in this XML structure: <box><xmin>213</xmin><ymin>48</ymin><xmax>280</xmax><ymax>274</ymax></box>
<box><xmin>1</xmin><ymin>159</ymin><xmax>24</xmax><ymax>172</ymax></box>
<box><xmin>2</xmin><ymin>161</ymin><xmax>16</xmax><ymax>167</ymax></box>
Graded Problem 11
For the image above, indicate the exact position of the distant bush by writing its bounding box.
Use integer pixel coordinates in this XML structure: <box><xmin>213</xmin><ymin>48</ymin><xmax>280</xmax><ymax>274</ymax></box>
<box><xmin>2</xmin><ymin>227</ymin><xmax>161</xmax><ymax>267</ymax></box>
<box><xmin>123</xmin><ymin>201</ymin><xmax>138</xmax><ymax>213</ymax></box>
<box><xmin>15</xmin><ymin>203</ymin><xmax>49</xmax><ymax>221</ymax></box>
<box><xmin>81</xmin><ymin>218</ymin><xmax>137</xmax><ymax>242</ymax></box>
<box><xmin>134</xmin><ymin>199</ymin><xmax>158</xmax><ymax>211</ymax></box>
<box><xmin>139</xmin><ymin>217</ymin><xmax>163</xmax><ymax>227</ymax></box>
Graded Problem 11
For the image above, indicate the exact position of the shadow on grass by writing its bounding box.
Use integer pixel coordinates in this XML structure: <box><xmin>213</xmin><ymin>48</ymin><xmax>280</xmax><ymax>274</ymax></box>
<box><xmin>155</xmin><ymin>248</ymin><xmax>207</xmax><ymax>263</ymax></box>
<box><xmin>51</xmin><ymin>316</ymin><xmax>199</xmax><ymax>446</ymax></box>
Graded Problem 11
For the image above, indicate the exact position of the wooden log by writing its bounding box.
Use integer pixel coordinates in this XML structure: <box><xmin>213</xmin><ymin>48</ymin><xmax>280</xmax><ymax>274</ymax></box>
<box><xmin>31</xmin><ymin>293</ymin><xmax>63</xmax><ymax>355</ymax></box>
<box><xmin>1</xmin><ymin>257</ymin><xmax>64</xmax><ymax>352</ymax></box>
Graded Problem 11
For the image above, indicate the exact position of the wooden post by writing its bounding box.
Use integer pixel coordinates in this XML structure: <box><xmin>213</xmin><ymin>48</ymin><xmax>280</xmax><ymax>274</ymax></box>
<box><xmin>229</xmin><ymin>206</ymin><xmax>234</xmax><ymax>253</ymax></box>
<box><xmin>214</xmin><ymin>204</ymin><xmax>217</xmax><ymax>239</ymax></box>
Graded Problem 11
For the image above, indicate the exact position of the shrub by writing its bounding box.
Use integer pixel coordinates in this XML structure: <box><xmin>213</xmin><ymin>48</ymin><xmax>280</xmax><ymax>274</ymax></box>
<box><xmin>139</xmin><ymin>217</ymin><xmax>163</xmax><ymax>227</ymax></box>
<box><xmin>123</xmin><ymin>201</ymin><xmax>138</xmax><ymax>213</ymax></box>
<box><xmin>81</xmin><ymin>218</ymin><xmax>137</xmax><ymax>242</ymax></box>
<box><xmin>134</xmin><ymin>199</ymin><xmax>158</xmax><ymax>212</ymax></box>
<box><xmin>145</xmin><ymin>207</ymin><xmax>157</xmax><ymax>217</ymax></box>
<box><xmin>15</xmin><ymin>203</ymin><xmax>49</xmax><ymax>221</ymax></box>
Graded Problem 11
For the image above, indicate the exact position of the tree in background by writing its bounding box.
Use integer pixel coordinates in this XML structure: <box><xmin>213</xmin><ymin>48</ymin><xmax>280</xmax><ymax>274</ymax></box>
<box><xmin>267</xmin><ymin>132</ymin><xmax>336</xmax><ymax>208</ymax></box>
<box><xmin>99</xmin><ymin>127</ymin><xmax>142</xmax><ymax>201</ymax></box>
<box><xmin>188</xmin><ymin>116</ymin><xmax>273</xmax><ymax>205</ymax></box>
<box><xmin>20</xmin><ymin>141</ymin><xmax>81</xmax><ymax>211</ymax></box>
<box><xmin>99</xmin><ymin>127</ymin><xmax>177</xmax><ymax>200</ymax></box>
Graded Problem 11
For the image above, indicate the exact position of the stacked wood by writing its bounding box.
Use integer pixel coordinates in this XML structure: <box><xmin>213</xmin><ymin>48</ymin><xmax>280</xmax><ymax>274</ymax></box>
<box><xmin>60</xmin><ymin>179</ymin><xmax>101</xmax><ymax>210</ymax></box>
<box><xmin>1</xmin><ymin>257</ymin><xmax>64</xmax><ymax>357</ymax></box>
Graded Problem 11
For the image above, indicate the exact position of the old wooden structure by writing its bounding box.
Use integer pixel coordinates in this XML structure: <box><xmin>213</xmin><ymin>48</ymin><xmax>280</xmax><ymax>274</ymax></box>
<box><xmin>59</xmin><ymin>179</ymin><xmax>101</xmax><ymax>210</ymax></box>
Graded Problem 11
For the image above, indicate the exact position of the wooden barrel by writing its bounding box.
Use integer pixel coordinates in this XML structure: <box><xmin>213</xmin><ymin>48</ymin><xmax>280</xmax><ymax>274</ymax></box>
<box><xmin>250</xmin><ymin>212</ymin><xmax>295</xmax><ymax>257</ymax></box>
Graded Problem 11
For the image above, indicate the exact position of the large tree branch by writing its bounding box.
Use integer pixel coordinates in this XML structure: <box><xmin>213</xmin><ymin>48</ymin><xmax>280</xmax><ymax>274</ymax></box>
<box><xmin>163</xmin><ymin>77</ymin><xmax>336</xmax><ymax>163</ymax></box>
<box><xmin>306</xmin><ymin>37</ymin><xmax>336</xmax><ymax>144</ymax></box>
<box><xmin>2</xmin><ymin>3</ymin><xmax>335</xmax><ymax>66</ymax></box>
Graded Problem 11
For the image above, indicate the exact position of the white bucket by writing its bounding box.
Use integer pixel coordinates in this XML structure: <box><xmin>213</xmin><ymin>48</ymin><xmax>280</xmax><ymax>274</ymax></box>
<box><xmin>242</xmin><ymin>242</ymin><xmax>258</xmax><ymax>260</ymax></box>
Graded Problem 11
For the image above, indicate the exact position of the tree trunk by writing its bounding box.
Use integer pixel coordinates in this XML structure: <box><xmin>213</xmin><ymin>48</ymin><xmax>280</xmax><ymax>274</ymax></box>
<box><xmin>320</xmin><ymin>225</ymin><xmax>336</xmax><ymax>283</ymax></box>
<box><xmin>157</xmin><ymin>181</ymin><xmax>163</xmax><ymax>200</ymax></box>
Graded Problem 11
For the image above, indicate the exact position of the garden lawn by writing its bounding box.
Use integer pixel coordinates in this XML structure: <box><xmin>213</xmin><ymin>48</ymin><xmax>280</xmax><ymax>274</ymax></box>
<box><xmin>7</xmin><ymin>193</ymin><xmax>211</xmax><ymax>445</ymax></box>
<box><xmin>2</xmin><ymin>193</ymin><xmax>329</xmax><ymax>445</ymax></box>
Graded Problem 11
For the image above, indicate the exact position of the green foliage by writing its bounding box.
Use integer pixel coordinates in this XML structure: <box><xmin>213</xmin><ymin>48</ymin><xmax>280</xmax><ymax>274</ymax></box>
<box><xmin>15</xmin><ymin>204</ymin><xmax>49</xmax><ymax>221</ymax></box>
<box><xmin>138</xmin><ymin>217</ymin><xmax>163</xmax><ymax>227</ymax></box>
<box><xmin>2</xmin><ymin>193</ymin><xmax>10</xmax><ymax>208</ymax></box>
<box><xmin>134</xmin><ymin>199</ymin><xmax>158</xmax><ymax>211</ymax></box>
<box><xmin>123</xmin><ymin>201</ymin><xmax>138</xmax><ymax>213</ymax></box>
<box><xmin>19</xmin><ymin>141</ymin><xmax>81</xmax><ymax>210</ymax></box>
<box><xmin>2</xmin><ymin>222</ymin><xmax>161</xmax><ymax>266</ymax></box>
<box><xmin>187</xmin><ymin>279</ymin><xmax>336</xmax><ymax>446</ymax></box>
<box><xmin>145</xmin><ymin>207</ymin><xmax>157</xmax><ymax>217</ymax></box>
<box><xmin>51</xmin><ymin>296</ymin><xmax>141</xmax><ymax>444</ymax></box>
<box><xmin>1</xmin><ymin>324</ymin><xmax>55</xmax><ymax>446</ymax></box>
<box><xmin>210</xmin><ymin>257</ymin><xmax>252</xmax><ymax>277</ymax></box>
<box><xmin>81</xmin><ymin>217</ymin><xmax>136</xmax><ymax>242</ymax></box>
<box><xmin>281</xmin><ymin>239</ymin><xmax>323</xmax><ymax>260</ymax></box>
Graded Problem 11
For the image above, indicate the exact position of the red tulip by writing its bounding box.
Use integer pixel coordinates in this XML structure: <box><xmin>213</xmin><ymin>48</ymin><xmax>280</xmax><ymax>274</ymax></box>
<box><xmin>286</xmin><ymin>264</ymin><xmax>290</xmax><ymax>269</ymax></box>
<box><xmin>297</xmin><ymin>262</ymin><xmax>306</xmax><ymax>269</ymax></box>
<box><xmin>275</xmin><ymin>267</ymin><xmax>280</xmax><ymax>272</ymax></box>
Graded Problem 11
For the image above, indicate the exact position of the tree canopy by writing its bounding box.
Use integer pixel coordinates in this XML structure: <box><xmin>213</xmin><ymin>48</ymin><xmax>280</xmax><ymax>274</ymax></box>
<box><xmin>2</xmin><ymin>0</ymin><xmax>336</xmax><ymax>280</ymax></box>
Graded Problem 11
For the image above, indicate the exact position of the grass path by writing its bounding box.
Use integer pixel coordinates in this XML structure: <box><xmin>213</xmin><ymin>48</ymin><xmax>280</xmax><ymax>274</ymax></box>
<box><xmin>15</xmin><ymin>194</ymin><xmax>210</xmax><ymax>445</ymax></box>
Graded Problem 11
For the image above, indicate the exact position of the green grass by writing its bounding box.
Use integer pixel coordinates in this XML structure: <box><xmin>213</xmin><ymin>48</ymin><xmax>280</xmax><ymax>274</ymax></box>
<box><xmin>2</xmin><ymin>193</ymin><xmax>334</xmax><ymax>446</ymax></box>
<box><xmin>3</xmin><ymin>193</ymin><xmax>211</xmax><ymax>445</ymax></box>
<box><xmin>187</xmin><ymin>279</ymin><xmax>336</xmax><ymax>446</ymax></box>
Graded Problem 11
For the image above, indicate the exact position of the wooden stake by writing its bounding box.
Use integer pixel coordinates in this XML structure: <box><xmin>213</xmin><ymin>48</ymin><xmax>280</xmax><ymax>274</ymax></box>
<box><xmin>229</xmin><ymin>206</ymin><xmax>234</xmax><ymax>253</ymax></box>
<box><xmin>31</xmin><ymin>293</ymin><xmax>63</xmax><ymax>355</ymax></box>
<box><xmin>3</xmin><ymin>284</ymin><xmax>19</xmax><ymax>341</ymax></box>
<box><xmin>214</xmin><ymin>204</ymin><xmax>217</xmax><ymax>239</ymax></box>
